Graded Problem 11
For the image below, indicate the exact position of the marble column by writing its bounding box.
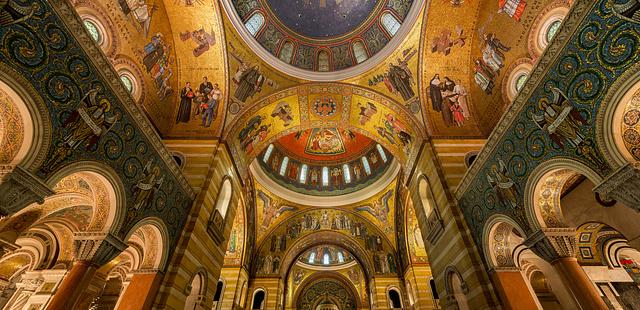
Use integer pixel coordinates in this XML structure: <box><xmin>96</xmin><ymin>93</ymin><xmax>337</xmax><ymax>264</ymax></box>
<box><xmin>489</xmin><ymin>268</ymin><xmax>539</xmax><ymax>310</ymax></box>
<box><xmin>46</xmin><ymin>232</ymin><xmax>127</xmax><ymax>310</ymax></box>
<box><xmin>524</xmin><ymin>228</ymin><xmax>607</xmax><ymax>310</ymax></box>
<box><xmin>116</xmin><ymin>270</ymin><xmax>164</xmax><ymax>310</ymax></box>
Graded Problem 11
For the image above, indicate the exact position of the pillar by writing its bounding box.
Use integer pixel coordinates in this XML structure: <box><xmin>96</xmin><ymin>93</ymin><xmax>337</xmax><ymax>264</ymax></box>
<box><xmin>489</xmin><ymin>268</ymin><xmax>539</xmax><ymax>310</ymax></box>
<box><xmin>116</xmin><ymin>270</ymin><xmax>164</xmax><ymax>310</ymax></box>
<box><xmin>552</xmin><ymin>257</ymin><xmax>607</xmax><ymax>310</ymax></box>
<box><xmin>46</xmin><ymin>232</ymin><xmax>127</xmax><ymax>310</ymax></box>
<box><xmin>46</xmin><ymin>261</ymin><xmax>96</xmax><ymax>310</ymax></box>
<box><xmin>524</xmin><ymin>228</ymin><xmax>607</xmax><ymax>310</ymax></box>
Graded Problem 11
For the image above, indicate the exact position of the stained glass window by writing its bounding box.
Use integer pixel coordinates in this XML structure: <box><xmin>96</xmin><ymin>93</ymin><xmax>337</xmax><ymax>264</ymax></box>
<box><xmin>245</xmin><ymin>13</ymin><xmax>265</xmax><ymax>37</ymax></box>
<box><xmin>279</xmin><ymin>157</ymin><xmax>289</xmax><ymax>176</ymax></box>
<box><xmin>353</xmin><ymin>42</ymin><xmax>368</xmax><ymax>64</ymax></box>
<box><xmin>376</xmin><ymin>144</ymin><xmax>388</xmax><ymax>163</ymax></box>
<box><xmin>120</xmin><ymin>75</ymin><xmax>134</xmax><ymax>93</ymax></box>
<box><xmin>279</xmin><ymin>42</ymin><xmax>294</xmax><ymax>63</ymax></box>
<box><xmin>317</xmin><ymin>51</ymin><xmax>330</xmax><ymax>72</ymax></box>
<box><xmin>322</xmin><ymin>167</ymin><xmax>329</xmax><ymax>186</ymax></box>
<box><xmin>83</xmin><ymin>19</ymin><xmax>101</xmax><ymax>43</ymax></box>
<box><xmin>300</xmin><ymin>164</ymin><xmax>308</xmax><ymax>184</ymax></box>
<box><xmin>381</xmin><ymin>13</ymin><xmax>401</xmax><ymax>36</ymax></box>
<box><xmin>263</xmin><ymin>144</ymin><xmax>274</xmax><ymax>162</ymax></box>
<box><xmin>546</xmin><ymin>20</ymin><xmax>562</xmax><ymax>43</ymax></box>
<box><xmin>343</xmin><ymin>164</ymin><xmax>351</xmax><ymax>184</ymax></box>
<box><xmin>361</xmin><ymin>157</ymin><xmax>372</xmax><ymax>175</ymax></box>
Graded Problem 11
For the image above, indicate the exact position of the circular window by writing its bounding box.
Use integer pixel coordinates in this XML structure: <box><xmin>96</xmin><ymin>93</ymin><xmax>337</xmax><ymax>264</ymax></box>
<box><xmin>545</xmin><ymin>20</ymin><xmax>562</xmax><ymax>43</ymax></box>
<box><xmin>120</xmin><ymin>75</ymin><xmax>134</xmax><ymax>93</ymax></box>
<box><xmin>83</xmin><ymin>19</ymin><xmax>102</xmax><ymax>44</ymax></box>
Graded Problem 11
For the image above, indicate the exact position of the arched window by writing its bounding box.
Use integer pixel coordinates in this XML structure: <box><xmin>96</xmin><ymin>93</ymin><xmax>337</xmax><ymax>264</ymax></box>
<box><xmin>252</xmin><ymin>290</ymin><xmax>265</xmax><ymax>310</ymax></box>
<box><xmin>279</xmin><ymin>157</ymin><xmax>289</xmax><ymax>176</ymax></box>
<box><xmin>322</xmin><ymin>167</ymin><xmax>329</xmax><ymax>186</ymax></box>
<box><xmin>279</xmin><ymin>42</ymin><xmax>294</xmax><ymax>63</ymax></box>
<box><xmin>388</xmin><ymin>288</ymin><xmax>402</xmax><ymax>309</ymax></box>
<box><xmin>120</xmin><ymin>75</ymin><xmax>134</xmax><ymax>93</ymax></box>
<box><xmin>342</xmin><ymin>164</ymin><xmax>351</xmax><ymax>184</ymax></box>
<box><xmin>376</xmin><ymin>144</ymin><xmax>388</xmax><ymax>163</ymax></box>
<box><xmin>83</xmin><ymin>19</ymin><xmax>102</xmax><ymax>43</ymax></box>
<box><xmin>515</xmin><ymin>73</ymin><xmax>528</xmax><ymax>92</ymax></box>
<box><xmin>430</xmin><ymin>278</ymin><xmax>440</xmax><ymax>306</ymax></box>
<box><xmin>545</xmin><ymin>20</ymin><xmax>562</xmax><ymax>43</ymax></box>
<box><xmin>337</xmin><ymin>251</ymin><xmax>344</xmax><ymax>263</ymax></box>
<box><xmin>185</xmin><ymin>273</ymin><xmax>205</xmax><ymax>310</ymax></box>
<box><xmin>263</xmin><ymin>144</ymin><xmax>274</xmax><ymax>162</ymax></box>
<box><xmin>419</xmin><ymin>177</ymin><xmax>434</xmax><ymax>216</ymax></box>
<box><xmin>353</xmin><ymin>42</ymin><xmax>368</xmax><ymax>64</ymax></box>
<box><xmin>361</xmin><ymin>157</ymin><xmax>372</xmax><ymax>175</ymax></box>
<box><xmin>381</xmin><ymin>13</ymin><xmax>401</xmax><ymax>36</ymax></box>
<box><xmin>213</xmin><ymin>280</ymin><xmax>224</xmax><ymax>309</ymax></box>
<box><xmin>317</xmin><ymin>50</ymin><xmax>330</xmax><ymax>72</ymax></box>
<box><xmin>323</xmin><ymin>253</ymin><xmax>330</xmax><ymax>265</ymax></box>
<box><xmin>308</xmin><ymin>252</ymin><xmax>316</xmax><ymax>264</ymax></box>
<box><xmin>215</xmin><ymin>178</ymin><xmax>232</xmax><ymax>219</ymax></box>
<box><xmin>245</xmin><ymin>12</ymin><xmax>265</xmax><ymax>37</ymax></box>
<box><xmin>299</xmin><ymin>164</ymin><xmax>308</xmax><ymax>183</ymax></box>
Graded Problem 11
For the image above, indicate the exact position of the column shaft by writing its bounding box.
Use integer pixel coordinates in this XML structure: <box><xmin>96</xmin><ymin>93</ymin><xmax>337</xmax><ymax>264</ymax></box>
<box><xmin>490</xmin><ymin>270</ymin><xmax>539</xmax><ymax>310</ymax></box>
<box><xmin>552</xmin><ymin>257</ymin><xmax>607</xmax><ymax>310</ymax></box>
<box><xmin>46</xmin><ymin>261</ymin><xmax>96</xmax><ymax>310</ymax></box>
<box><xmin>116</xmin><ymin>272</ymin><xmax>163</xmax><ymax>310</ymax></box>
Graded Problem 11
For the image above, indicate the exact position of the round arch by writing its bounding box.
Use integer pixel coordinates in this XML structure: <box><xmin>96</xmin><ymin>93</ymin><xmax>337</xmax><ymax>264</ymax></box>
<box><xmin>481</xmin><ymin>214</ymin><xmax>527</xmax><ymax>270</ymax></box>
<box><xmin>45</xmin><ymin>161</ymin><xmax>127</xmax><ymax>236</ymax></box>
<box><xmin>123</xmin><ymin>216</ymin><xmax>170</xmax><ymax>271</ymax></box>
<box><xmin>523</xmin><ymin>157</ymin><xmax>604</xmax><ymax>231</ymax></box>
<box><xmin>597</xmin><ymin>60</ymin><xmax>640</xmax><ymax>168</ymax></box>
<box><xmin>293</xmin><ymin>272</ymin><xmax>361</xmax><ymax>310</ymax></box>
<box><xmin>0</xmin><ymin>63</ymin><xmax>51</xmax><ymax>174</ymax></box>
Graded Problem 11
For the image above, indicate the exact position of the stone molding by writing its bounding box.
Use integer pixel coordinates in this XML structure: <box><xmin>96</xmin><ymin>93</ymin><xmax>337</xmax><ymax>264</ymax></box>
<box><xmin>73</xmin><ymin>232</ymin><xmax>128</xmax><ymax>267</ymax></box>
<box><xmin>0</xmin><ymin>166</ymin><xmax>55</xmax><ymax>215</ymax></box>
<box><xmin>594</xmin><ymin>162</ymin><xmax>640</xmax><ymax>209</ymax></box>
<box><xmin>524</xmin><ymin>228</ymin><xmax>576</xmax><ymax>262</ymax></box>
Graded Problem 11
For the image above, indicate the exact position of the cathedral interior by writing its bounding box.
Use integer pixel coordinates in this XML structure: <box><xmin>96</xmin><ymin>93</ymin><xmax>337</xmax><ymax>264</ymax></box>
<box><xmin>0</xmin><ymin>0</ymin><xmax>640</xmax><ymax>309</ymax></box>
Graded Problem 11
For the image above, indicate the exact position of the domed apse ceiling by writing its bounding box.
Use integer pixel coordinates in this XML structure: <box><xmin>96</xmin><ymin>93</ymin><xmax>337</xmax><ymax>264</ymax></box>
<box><xmin>297</xmin><ymin>245</ymin><xmax>355</xmax><ymax>267</ymax></box>
<box><xmin>258</xmin><ymin>129</ymin><xmax>393</xmax><ymax>196</ymax></box>
<box><xmin>227</xmin><ymin>0</ymin><xmax>416</xmax><ymax>75</ymax></box>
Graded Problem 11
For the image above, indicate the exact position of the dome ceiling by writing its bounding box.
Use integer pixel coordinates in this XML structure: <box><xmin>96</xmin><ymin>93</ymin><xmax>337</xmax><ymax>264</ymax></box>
<box><xmin>225</xmin><ymin>0</ymin><xmax>417</xmax><ymax>78</ymax></box>
<box><xmin>257</xmin><ymin>130</ymin><xmax>394</xmax><ymax>196</ymax></box>
<box><xmin>297</xmin><ymin>245</ymin><xmax>355</xmax><ymax>267</ymax></box>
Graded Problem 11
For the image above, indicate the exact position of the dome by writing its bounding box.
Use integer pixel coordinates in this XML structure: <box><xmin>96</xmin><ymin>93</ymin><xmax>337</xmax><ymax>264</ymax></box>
<box><xmin>223</xmin><ymin>0</ymin><xmax>420</xmax><ymax>80</ymax></box>
<box><xmin>298</xmin><ymin>245</ymin><xmax>354</xmax><ymax>267</ymax></box>
<box><xmin>257</xmin><ymin>128</ymin><xmax>394</xmax><ymax>196</ymax></box>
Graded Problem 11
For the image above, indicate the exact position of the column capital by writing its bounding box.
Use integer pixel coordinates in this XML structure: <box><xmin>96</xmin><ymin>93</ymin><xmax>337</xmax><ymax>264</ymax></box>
<box><xmin>0</xmin><ymin>166</ymin><xmax>54</xmax><ymax>215</ymax></box>
<box><xmin>594</xmin><ymin>163</ymin><xmax>640</xmax><ymax>209</ymax></box>
<box><xmin>73</xmin><ymin>232</ymin><xmax>127</xmax><ymax>267</ymax></box>
<box><xmin>524</xmin><ymin>228</ymin><xmax>576</xmax><ymax>263</ymax></box>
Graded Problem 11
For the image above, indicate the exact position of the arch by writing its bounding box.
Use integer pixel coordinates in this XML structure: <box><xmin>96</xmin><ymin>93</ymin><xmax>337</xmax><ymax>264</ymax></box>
<box><xmin>112</xmin><ymin>55</ymin><xmax>146</xmax><ymax>104</ymax></box>
<box><xmin>352</xmin><ymin>41</ymin><xmax>368</xmax><ymax>64</ymax></box>
<box><xmin>387</xmin><ymin>286</ymin><xmax>403</xmax><ymax>309</ymax></box>
<box><xmin>482</xmin><ymin>214</ymin><xmax>527</xmax><ymax>269</ymax></box>
<box><xmin>0</xmin><ymin>252</ymin><xmax>32</xmax><ymax>281</ymax></box>
<box><xmin>245</xmin><ymin>12</ymin><xmax>265</xmax><ymax>37</ymax></box>
<box><xmin>527</xmin><ymin>0</ymin><xmax>570</xmax><ymax>58</ymax></box>
<box><xmin>597</xmin><ymin>60</ymin><xmax>640</xmax><ymax>168</ymax></box>
<box><xmin>502</xmin><ymin>58</ymin><xmax>533</xmax><ymax>103</ymax></box>
<box><xmin>524</xmin><ymin>158</ymin><xmax>604</xmax><ymax>231</ymax></box>
<box><xmin>429</xmin><ymin>277</ymin><xmax>440</xmax><ymax>305</ymax></box>
<box><xmin>185</xmin><ymin>269</ymin><xmax>208</xmax><ymax>310</ymax></box>
<box><xmin>293</xmin><ymin>272</ymin><xmax>361</xmax><ymax>310</ymax></box>
<box><xmin>212</xmin><ymin>278</ymin><xmax>225</xmax><ymax>309</ymax></box>
<box><xmin>45</xmin><ymin>161</ymin><xmax>127</xmax><ymax>235</ymax></box>
<box><xmin>444</xmin><ymin>266</ymin><xmax>469</xmax><ymax>310</ymax></box>
<box><xmin>215</xmin><ymin>177</ymin><xmax>233</xmax><ymax>219</ymax></box>
<box><xmin>464</xmin><ymin>151</ymin><xmax>479</xmax><ymax>168</ymax></box>
<box><xmin>381</xmin><ymin>12</ymin><xmax>401</xmax><ymax>36</ymax></box>
<box><xmin>278</xmin><ymin>41</ymin><xmax>295</xmax><ymax>64</ymax></box>
<box><xmin>0</xmin><ymin>64</ymin><xmax>51</xmax><ymax>174</ymax></box>
<box><xmin>418</xmin><ymin>175</ymin><xmax>438</xmax><ymax>216</ymax></box>
<box><xmin>123</xmin><ymin>216</ymin><xmax>170</xmax><ymax>270</ymax></box>
<box><xmin>73</xmin><ymin>2</ymin><xmax>118</xmax><ymax>57</ymax></box>
<box><xmin>317</xmin><ymin>50</ymin><xmax>330</xmax><ymax>72</ymax></box>
<box><xmin>251</xmin><ymin>288</ymin><xmax>266</xmax><ymax>310</ymax></box>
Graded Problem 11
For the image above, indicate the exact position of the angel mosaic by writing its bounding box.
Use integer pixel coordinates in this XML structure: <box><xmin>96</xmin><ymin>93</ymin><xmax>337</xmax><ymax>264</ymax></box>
<box><xmin>613</xmin><ymin>0</ymin><xmax>640</xmax><ymax>22</ymax></box>
<box><xmin>531</xmin><ymin>88</ymin><xmax>588</xmax><ymax>149</ymax></box>
<box><xmin>356</xmin><ymin>190</ymin><xmax>393</xmax><ymax>231</ymax></box>
<box><xmin>487</xmin><ymin>158</ymin><xmax>518</xmax><ymax>209</ymax></box>
<box><xmin>180</xmin><ymin>28</ymin><xmax>215</xmax><ymax>57</ymax></box>
<box><xmin>44</xmin><ymin>88</ymin><xmax>119</xmax><ymax>169</ymax></box>
<box><xmin>258</xmin><ymin>190</ymin><xmax>296</xmax><ymax>230</ymax></box>
<box><xmin>0</xmin><ymin>0</ymin><xmax>37</xmax><ymax>26</ymax></box>
<box><xmin>132</xmin><ymin>160</ymin><xmax>164</xmax><ymax>210</ymax></box>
